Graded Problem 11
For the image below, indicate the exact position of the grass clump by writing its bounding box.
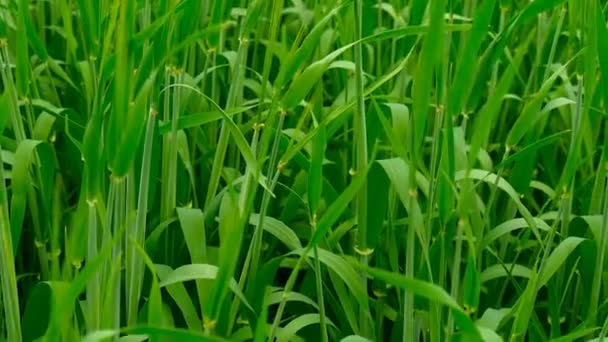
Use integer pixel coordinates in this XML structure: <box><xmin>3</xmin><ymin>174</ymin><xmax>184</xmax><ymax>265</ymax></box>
<box><xmin>1</xmin><ymin>0</ymin><xmax>608</xmax><ymax>341</ymax></box>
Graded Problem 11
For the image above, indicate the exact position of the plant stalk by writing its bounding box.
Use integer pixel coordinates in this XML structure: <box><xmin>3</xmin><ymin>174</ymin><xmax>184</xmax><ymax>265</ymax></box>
<box><xmin>353</xmin><ymin>0</ymin><xmax>370</xmax><ymax>337</ymax></box>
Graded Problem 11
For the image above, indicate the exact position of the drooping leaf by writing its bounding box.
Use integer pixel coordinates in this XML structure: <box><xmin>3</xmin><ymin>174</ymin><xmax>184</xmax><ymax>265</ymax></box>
<box><xmin>359</xmin><ymin>264</ymin><xmax>482</xmax><ymax>340</ymax></box>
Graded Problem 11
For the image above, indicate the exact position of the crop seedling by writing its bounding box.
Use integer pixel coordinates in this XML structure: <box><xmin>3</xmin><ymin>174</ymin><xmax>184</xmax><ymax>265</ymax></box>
<box><xmin>0</xmin><ymin>0</ymin><xmax>608</xmax><ymax>341</ymax></box>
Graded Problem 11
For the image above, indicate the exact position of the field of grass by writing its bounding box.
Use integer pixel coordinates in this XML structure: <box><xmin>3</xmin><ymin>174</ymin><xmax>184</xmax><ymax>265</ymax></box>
<box><xmin>1</xmin><ymin>0</ymin><xmax>608</xmax><ymax>341</ymax></box>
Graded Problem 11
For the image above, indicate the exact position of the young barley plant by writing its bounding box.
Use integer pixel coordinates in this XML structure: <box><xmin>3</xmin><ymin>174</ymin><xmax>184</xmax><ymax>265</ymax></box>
<box><xmin>1</xmin><ymin>0</ymin><xmax>608</xmax><ymax>341</ymax></box>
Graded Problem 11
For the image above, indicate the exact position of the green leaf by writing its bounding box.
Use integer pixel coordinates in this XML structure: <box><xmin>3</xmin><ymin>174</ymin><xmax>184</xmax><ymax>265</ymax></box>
<box><xmin>377</xmin><ymin>158</ymin><xmax>430</xmax><ymax>201</ymax></box>
<box><xmin>240</xmin><ymin>0</ymin><xmax>265</xmax><ymax>36</ymax></box>
<box><xmin>33</xmin><ymin>112</ymin><xmax>56</xmax><ymax>141</ymax></box>
<box><xmin>275</xmin><ymin>1</ymin><xmax>352</xmax><ymax>89</ymax></box>
<box><xmin>177</xmin><ymin>130</ymin><xmax>196</xmax><ymax>188</ymax></box>
<box><xmin>91</xmin><ymin>326</ymin><xmax>229</xmax><ymax>342</ymax></box>
<box><xmin>157</xmin><ymin>264</ymin><xmax>247</xmax><ymax>307</ymax></box>
<box><xmin>129</xmin><ymin>237</ymin><xmax>163</xmax><ymax>327</ymax></box>
<box><xmin>157</xmin><ymin>106</ymin><xmax>255</xmax><ymax>135</ymax></box>
<box><xmin>308</xmin><ymin>119</ymin><xmax>326</xmax><ymax>219</ymax></box>
<box><xmin>276</xmin><ymin>313</ymin><xmax>335</xmax><ymax>341</ymax></box>
<box><xmin>468</xmin><ymin>34</ymin><xmax>532</xmax><ymax>166</ymax></box>
<box><xmin>111</xmin><ymin>71</ymin><xmax>157</xmax><ymax>177</ymax></box>
<box><xmin>481</xmin><ymin>218</ymin><xmax>551</xmax><ymax>250</ymax></box>
<box><xmin>130</xmin><ymin>6</ymin><xmax>178</xmax><ymax>45</ymax></box>
<box><xmin>82</xmin><ymin>330</ymin><xmax>121</xmax><ymax>342</ymax></box>
<box><xmin>480</xmin><ymin>264</ymin><xmax>532</xmax><ymax>283</ymax></box>
<box><xmin>217</xmin><ymin>189</ymin><xmax>242</xmax><ymax>274</ymax></box>
<box><xmin>22</xmin><ymin>282</ymin><xmax>66</xmax><ymax>341</ymax></box>
<box><xmin>254</xmin><ymin>289</ymin><xmax>270</xmax><ymax>342</ymax></box>
<box><xmin>310</xmin><ymin>168</ymin><xmax>369</xmax><ymax>247</ymax></box>
<box><xmin>119</xmin><ymin>335</ymin><xmax>148</xmax><ymax>342</ymax></box>
<box><xmin>363</xmin><ymin>24</ymin><xmax>471</xmax><ymax>46</ymax></box>
<box><xmin>513</xmin><ymin>0</ymin><xmax>568</xmax><ymax>26</ymax></box>
<box><xmin>249</xmin><ymin>214</ymin><xmax>302</xmax><ymax>251</ymax></box>
<box><xmin>596</xmin><ymin>2</ymin><xmax>608</xmax><ymax>148</ymax></box>
<box><xmin>294</xmin><ymin>249</ymin><xmax>366</xmax><ymax>303</ymax></box>
<box><xmin>448</xmin><ymin>0</ymin><xmax>497</xmax><ymax>117</ymax></box>
<box><xmin>488</xmin><ymin>0</ymin><xmax>567</xmax><ymax>73</ymax></box>
<box><xmin>177</xmin><ymin>208</ymin><xmax>207</xmax><ymax>263</ymax></box>
<box><xmin>82</xmin><ymin>111</ymin><xmax>104</xmax><ymax>199</ymax></box>
<box><xmin>359</xmin><ymin>264</ymin><xmax>482</xmax><ymax>340</ymax></box>
<box><xmin>266</xmin><ymin>290</ymin><xmax>319</xmax><ymax>310</ymax></box>
<box><xmin>477</xmin><ymin>308</ymin><xmax>510</xmax><ymax>331</ymax></box>
<box><xmin>549</xmin><ymin>328</ymin><xmax>601</xmax><ymax>342</ymax></box>
<box><xmin>10</xmin><ymin>140</ymin><xmax>55</xmax><ymax>252</ymax></box>
<box><xmin>376</xmin><ymin>158</ymin><xmax>429</xmax><ymax>250</ymax></box>
<box><xmin>510</xmin><ymin>270</ymin><xmax>539</xmax><ymax>339</ymax></box>
<box><xmin>340</xmin><ymin>336</ymin><xmax>374</xmax><ymax>342</ymax></box>
<box><xmin>537</xmin><ymin>237</ymin><xmax>587</xmax><ymax>289</ymax></box>
<box><xmin>52</xmin><ymin>229</ymin><xmax>117</xmax><ymax>334</ymax></box>
<box><xmin>155</xmin><ymin>264</ymin><xmax>202</xmax><ymax>330</ymax></box>
<box><xmin>506</xmin><ymin>61</ymin><xmax>574</xmax><ymax>147</ymax></box>
<box><xmin>478</xmin><ymin>326</ymin><xmax>504</xmax><ymax>342</ymax></box>
<box><xmin>463</xmin><ymin>255</ymin><xmax>480</xmax><ymax>312</ymax></box>
<box><xmin>456</xmin><ymin>170</ymin><xmax>542</xmax><ymax>244</ymax></box>
<box><xmin>496</xmin><ymin>131</ymin><xmax>571</xmax><ymax>169</ymax></box>
<box><xmin>0</xmin><ymin>92</ymin><xmax>13</xmax><ymax>134</ymax></box>
<box><xmin>366</xmin><ymin>163</ymin><xmax>389</xmax><ymax>249</ymax></box>
<box><xmin>411</xmin><ymin>0</ymin><xmax>446</xmax><ymax>159</ymax></box>
<box><xmin>280</xmin><ymin>60</ymin><xmax>330</xmax><ymax>109</ymax></box>
<box><xmin>164</xmin><ymin>84</ymin><xmax>260</xmax><ymax>181</ymax></box>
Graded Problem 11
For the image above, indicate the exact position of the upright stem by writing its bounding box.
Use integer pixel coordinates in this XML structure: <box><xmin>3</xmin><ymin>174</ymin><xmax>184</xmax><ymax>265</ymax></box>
<box><xmin>353</xmin><ymin>0</ymin><xmax>370</xmax><ymax>337</ymax></box>
<box><xmin>446</xmin><ymin>219</ymin><xmax>464</xmax><ymax>340</ymax></box>
<box><xmin>204</xmin><ymin>31</ymin><xmax>248</xmax><ymax>212</ymax></box>
<box><xmin>126</xmin><ymin>106</ymin><xmax>156</xmax><ymax>326</ymax></box>
<box><xmin>125</xmin><ymin>0</ymin><xmax>153</xmax><ymax>325</ymax></box>
<box><xmin>242</xmin><ymin>0</ymin><xmax>285</xmax><ymax>294</ymax></box>
<box><xmin>313</xmin><ymin>244</ymin><xmax>329</xmax><ymax>342</ymax></box>
<box><xmin>111</xmin><ymin>177</ymin><xmax>126</xmax><ymax>336</ymax></box>
<box><xmin>0</xmin><ymin>143</ymin><xmax>21</xmax><ymax>342</ymax></box>
<box><xmin>269</xmin><ymin>253</ymin><xmax>307</xmax><ymax>340</ymax></box>
<box><xmin>160</xmin><ymin>68</ymin><xmax>182</xmax><ymax>265</ymax></box>
<box><xmin>589</xmin><ymin>174</ymin><xmax>608</xmax><ymax>323</ymax></box>
<box><xmin>248</xmin><ymin>112</ymin><xmax>286</xmax><ymax>283</ymax></box>
<box><xmin>86</xmin><ymin>200</ymin><xmax>100</xmax><ymax>330</ymax></box>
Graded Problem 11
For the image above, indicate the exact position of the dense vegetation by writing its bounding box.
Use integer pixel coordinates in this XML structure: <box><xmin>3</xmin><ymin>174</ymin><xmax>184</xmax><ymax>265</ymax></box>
<box><xmin>1</xmin><ymin>0</ymin><xmax>608</xmax><ymax>341</ymax></box>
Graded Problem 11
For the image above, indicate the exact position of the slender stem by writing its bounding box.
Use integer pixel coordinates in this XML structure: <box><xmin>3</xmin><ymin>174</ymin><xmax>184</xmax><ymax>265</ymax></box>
<box><xmin>204</xmin><ymin>120</ymin><xmax>230</xmax><ymax>209</ymax></box>
<box><xmin>227</xmin><ymin>121</ymin><xmax>264</xmax><ymax>334</ymax></box>
<box><xmin>589</xmin><ymin>119</ymin><xmax>607</xmax><ymax>324</ymax></box>
<box><xmin>86</xmin><ymin>199</ymin><xmax>100</xmax><ymax>330</ymax></box>
<box><xmin>229</xmin><ymin>108</ymin><xmax>286</xmax><ymax>336</ymax></box>
<box><xmin>237</xmin><ymin>0</ymin><xmax>286</xmax><ymax>306</ymax></box>
<box><xmin>160</xmin><ymin>67</ymin><xmax>173</xmax><ymax>263</ymax></box>
<box><xmin>161</xmin><ymin>69</ymin><xmax>180</xmax><ymax>223</ymax></box>
<box><xmin>269</xmin><ymin>252</ymin><xmax>307</xmax><ymax>341</ymax></box>
<box><xmin>313</xmin><ymin>244</ymin><xmax>329</xmax><ymax>342</ymax></box>
<box><xmin>0</xmin><ymin>142</ymin><xmax>22</xmax><ymax>342</ymax></box>
<box><xmin>126</xmin><ymin>106</ymin><xmax>156</xmax><ymax>326</ymax></box>
<box><xmin>375</xmin><ymin>293</ymin><xmax>385</xmax><ymax>342</ymax></box>
<box><xmin>110</xmin><ymin>177</ymin><xmax>126</xmax><ymax>337</ymax></box>
<box><xmin>353</xmin><ymin>0</ymin><xmax>370</xmax><ymax>337</ymax></box>
<box><xmin>204</xmin><ymin>32</ymin><xmax>248</xmax><ymax>211</ymax></box>
<box><xmin>248</xmin><ymin>112</ymin><xmax>286</xmax><ymax>282</ymax></box>
<box><xmin>168</xmin><ymin>71</ymin><xmax>182</xmax><ymax>265</ymax></box>
<box><xmin>127</xmin><ymin>8</ymin><xmax>154</xmax><ymax>316</ymax></box>
<box><xmin>403</xmin><ymin>214</ymin><xmax>416</xmax><ymax>342</ymax></box>
<box><xmin>445</xmin><ymin>219</ymin><xmax>464</xmax><ymax>341</ymax></box>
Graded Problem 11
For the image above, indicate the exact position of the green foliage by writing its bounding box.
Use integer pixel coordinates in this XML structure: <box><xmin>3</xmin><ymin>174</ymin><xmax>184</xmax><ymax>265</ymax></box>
<box><xmin>0</xmin><ymin>0</ymin><xmax>607</xmax><ymax>341</ymax></box>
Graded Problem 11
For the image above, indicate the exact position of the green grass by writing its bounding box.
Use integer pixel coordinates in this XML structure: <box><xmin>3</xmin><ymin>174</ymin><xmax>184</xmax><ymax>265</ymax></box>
<box><xmin>1</xmin><ymin>0</ymin><xmax>608</xmax><ymax>341</ymax></box>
